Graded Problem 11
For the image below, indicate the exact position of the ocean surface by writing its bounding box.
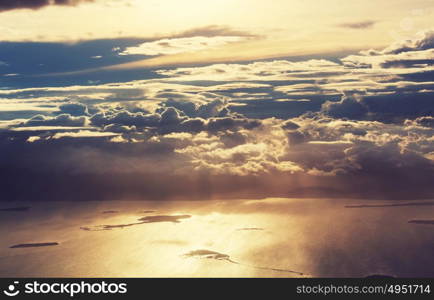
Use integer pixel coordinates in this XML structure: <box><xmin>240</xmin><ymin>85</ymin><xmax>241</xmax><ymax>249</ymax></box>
<box><xmin>0</xmin><ymin>198</ymin><xmax>433</xmax><ymax>277</ymax></box>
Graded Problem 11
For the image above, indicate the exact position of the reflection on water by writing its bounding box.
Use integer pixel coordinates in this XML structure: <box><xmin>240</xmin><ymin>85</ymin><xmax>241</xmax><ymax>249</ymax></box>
<box><xmin>0</xmin><ymin>198</ymin><xmax>433</xmax><ymax>277</ymax></box>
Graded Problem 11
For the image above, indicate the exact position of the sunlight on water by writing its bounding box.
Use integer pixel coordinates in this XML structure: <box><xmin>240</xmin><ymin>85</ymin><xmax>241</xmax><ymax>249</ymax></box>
<box><xmin>1</xmin><ymin>198</ymin><xmax>434</xmax><ymax>277</ymax></box>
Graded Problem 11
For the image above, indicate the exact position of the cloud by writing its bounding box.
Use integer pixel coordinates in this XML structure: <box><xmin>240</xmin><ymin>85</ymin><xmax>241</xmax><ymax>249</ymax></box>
<box><xmin>26</xmin><ymin>136</ymin><xmax>41</xmax><ymax>143</ymax></box>
<box><xmin>337</xmin><ymin>20</ymin><xmax>377</xmax><ymax>29</ymax></box>
<box><xmin>103</xmin><ymin>123</ymin><xmax>136</xmax><ymax>133</ymax></box>
<box><xmin>322</xmin><ymin>96</ymin><xmax>368</xmax><ymax>120</ymax></box>
<box><xmin>0</xmin><ymin>0</ymin><xmax>94</xmax><ymax>12</ymax></box>
<box><xmin>0</xmin><ymin>28</ymin><xmax>433</xmax><ymax>201</ymax></box>
<box><xmin>321</xmin><ymin>90</ymin><xmax>434</xmax><ymax>122</ymax></box>
<box><xmin>120</xmin><ymin>36</ymin><xmax>248</xmax><ymax>56</ymax></box>
<box><xmin>161</xmin><ymin>97</ymin><xmax>231</xmax><ymax>119</ymax></box>
<box><xmin>342</xmin><ymin>49</ymin><xmax>434</xmax><ymax>69</ymax></box>
<box><xmin>51</xmin><ymin>130</ymin><xmax>119</xmax><ymax>139</ymax></box>
<box><xmin>175</xmin><ymin>25</ymin><xmax>260</xmax><ymax>39</ymax></box>
<box><xmin>342</xmin><ymin>29</ymin><xmax>434</xmax><ymax>69</ymax></box>
<box><xmin>405</xmin><ymin>116</ymin><xmax>434</xmax><ymax>128</ymax></box>
<box><xmin>90</xmin><ymin>110</ymin><xmax>161</xmax><ymax>128</ymax></box>
<box><xmin>1</xmin><ymin>112</ymin><xmax>433</xmax><ymax>200</ymax></box>
<box><xmin>156</xmin><ymin>59</ymin><xmax>342</xmax><ymax>81</ymax></box>
<box><xmin>58</xmin><ymin>102</ymin><xmax>89</xmax><ymax>116</ymax></box>
<box><xmin>383</xmin><ymin>30</ymin><xmax>434</xmax><ymax>54</ymax></box>
<box><xmin>13</xmin><ymin>126</ymin><xmax>90</xmax><ymax>132</ymax></box>
<box><xmin>20</xmin><ymin>114</ymin><xmax>89</xmax><ymax>127</ymax></box>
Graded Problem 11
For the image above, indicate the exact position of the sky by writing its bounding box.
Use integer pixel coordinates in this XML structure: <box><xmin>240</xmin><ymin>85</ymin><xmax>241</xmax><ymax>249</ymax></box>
<box><xmin>0</xmin><ymin>0</ymin><xmax>433</xmax><ymax>201</ymax></box>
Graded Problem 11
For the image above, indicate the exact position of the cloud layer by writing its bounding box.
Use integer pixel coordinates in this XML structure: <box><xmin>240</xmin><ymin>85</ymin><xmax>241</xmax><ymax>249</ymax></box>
<box><xmin>0</xmin><ymin>29</ymin><xmax>433</xmax><ymax>201</ymax></box>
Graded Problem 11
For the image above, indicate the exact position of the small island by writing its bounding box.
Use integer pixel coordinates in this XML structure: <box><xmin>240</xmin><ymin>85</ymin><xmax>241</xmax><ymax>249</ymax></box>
<box><xmin>10</xmin><ymin>242</ymin><xmax>59</xmax><ymax>248</ymax></box>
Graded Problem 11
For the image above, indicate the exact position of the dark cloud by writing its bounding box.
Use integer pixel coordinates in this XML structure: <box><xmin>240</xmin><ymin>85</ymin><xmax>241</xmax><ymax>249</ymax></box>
<box><xmin>380</xmin><ymin>59</ymin><xmax>434</xmax><ymax>69</ymax></box>
<box><xmin>405</xmin><ymin>116</ymin><xmax>434</xmax><ymax>128</ymax></box>
<box><xmin>89</xmin><ymin>104</ymin><xmax>261</xmax><ymax>135</ymax></box>
<box><xmin>1</xmin><ymin>113</ymin><xmax>433</xmax><ymax>202</ymax></box>
<box><xmin>157</xmin><ymin>96</ymin><xmax>233</xmax><ymax>119</ymax></box>
<box><xmin>0</xmin><ymin>0</ymin><xmax>94</xmax><ymax>12</ymax></box>
<box><xmin>207</xmin><ymin>117</ymin><xmax>261</xmax><ymax>133</ymax></box>
<box><xmin>58</xmin><ymin>102</ymin><xmax>89</xmax><ymax>116</ymax></box>
<box><xmin>281</xmin><ymin>120</ymin><xmax>300</xmax><ymax>131</ymax></box>
<box><xmin>322</xmin><ymin>96</ymin><xmax>368</xmax><ymax>120</ymax></box>
<box><xmin>322</xmin><ymin>91</ymin><xmax>434</xmax><ymax>123</ymax></box>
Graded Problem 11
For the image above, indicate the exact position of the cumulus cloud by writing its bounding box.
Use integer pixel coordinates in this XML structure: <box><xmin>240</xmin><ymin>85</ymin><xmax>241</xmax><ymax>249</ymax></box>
<box><xmin>2</xmin><ymin>108</ymin><xmax>433</xmax><ymax>200</ymax></box>
<box><xmin>322</xmin><ymin>96</ymin><xmax>368</xmax><ymax>120</ymax></box>
<box><xmin>342</xmin><ymin>48</ymin><xmax>434</xmax><ymax>69</ymax></box>
<box><xmin>58</xmin><ymin>102</ymin><xmax>89</xmax><ymax>116</ymax></box>
<box><xmin>1</xmin><ymin>107</ymin><xmax>434</xmax><ymax>201</ymax></box>
<box><xmin>405</xmin><ymin>116</ymin><xmax>434</xmax><ymax>128</ymax></box>
<box><xmin>90</xmin><ymin>110</ymin><xmax>161</xmax><ymax>128</ymax></box>
<box><xmin>0</xmin><ymin>28</ymin><xmax>434</xmax><ymax>201</ymax></box>
<box><xmin>342</xmin><ymin>29</ymin><xmax>434</xmax><ymax>69</ymax></box>
<box><xmin>20</xmin><ymin>114</ymin><xmax>89</xmax><ymax>127</ymax></box>
<box><xmin>321</xmin><ymin>89</ymin><xmax>434</xmax><ymax>122</ymax></box>
<box><xmin>383</xmin><ymin>30</ymin><xmax>434</xmax><ymax>54</ymax></box>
